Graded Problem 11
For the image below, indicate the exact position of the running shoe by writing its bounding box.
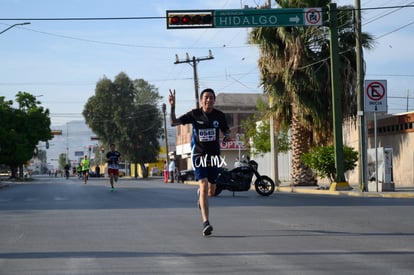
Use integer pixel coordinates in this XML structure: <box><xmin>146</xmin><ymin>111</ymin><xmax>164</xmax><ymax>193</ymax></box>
<box><xmin>202</xmin><ymin>223</ymin><xmax>213</xmax><ymax>236</ymax></box>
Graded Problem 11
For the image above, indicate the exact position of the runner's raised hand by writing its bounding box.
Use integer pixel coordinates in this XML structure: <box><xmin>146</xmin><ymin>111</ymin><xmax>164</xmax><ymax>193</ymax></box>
<box><xmin>168</xmin><ymin>89</ymin><xmax>176</xmax><ymax>106</ymax></box>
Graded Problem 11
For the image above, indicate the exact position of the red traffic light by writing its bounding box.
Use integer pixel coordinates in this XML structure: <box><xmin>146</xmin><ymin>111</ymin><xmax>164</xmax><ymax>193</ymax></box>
<box><xmin>170</xmin><ymin>16</ymin><xmax>180</xmax><ymax>24</ymax></box>
<box><xmin>167</xmin><ymin>11</ymin><xmax>214</xmax><ymax>29</ymax></box>
<box><xmin>181</xmin><ymin>15</ymin><xmax>191</xmax><ymax>24</ymax></box>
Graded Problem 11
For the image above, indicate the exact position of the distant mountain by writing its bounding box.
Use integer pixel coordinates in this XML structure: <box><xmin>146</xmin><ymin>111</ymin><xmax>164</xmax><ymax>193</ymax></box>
<box><xmin>45</xmin><ymin>119</ymin><xmax>176</xmax><ymax>169</ymax></box>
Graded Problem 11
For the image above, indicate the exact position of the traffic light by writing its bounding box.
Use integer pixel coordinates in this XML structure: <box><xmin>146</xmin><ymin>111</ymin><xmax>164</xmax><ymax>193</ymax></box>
<box><xmin>166</xmin><ymin>10</ymin><xmax>213</xmax><ymax>29</ymax></box>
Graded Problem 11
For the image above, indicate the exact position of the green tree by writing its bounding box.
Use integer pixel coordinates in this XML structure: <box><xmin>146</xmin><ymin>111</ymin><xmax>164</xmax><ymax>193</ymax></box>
<box><xmin>242</xmin><ymin>116</ymin><xmax>290</xmax><ymax>156</ymax></box>
<box><xmin>301</xmin><ymin>145</ymin><xmax>358</xmax><ymax>183</ymax></box>
<box><xmin>249</xmin><ymin>1</ymin><xmax>373</xmax><ymax>185</ymax></box>
<box><xmin>58</xmin><ymin>153</ymin><xmax>70</xmax><ymax>170</ymax></box>
<box><xmin>241</xmin><ymin>97</ymin><xmax>290</xmax><ymax>156</ymax></box>
<box><xmin>83</xmin><ymin>72</ymin><xmax>163</xmax><ymax>177</ymax></box>
<box><xmin>0</xmin><ymin>92</ymin><xmax>52</xmax><ymax>178</ymax></box>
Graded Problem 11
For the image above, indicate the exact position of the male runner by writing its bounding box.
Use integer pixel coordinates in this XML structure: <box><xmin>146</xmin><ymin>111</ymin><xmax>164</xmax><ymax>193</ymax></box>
<box><xmin>169</xmin><ymin>88</ymin><xmax>230</xmax><ymax>236</ymax></box>
<box><xmin>81</xmin><ymin>155</ymin><xmax>90</xmax><ymax>184</ymax></box>
<box><xmin>106</xmin><ymin>143</ymin><xmax>121</xmax><ymax>191</ymax></box>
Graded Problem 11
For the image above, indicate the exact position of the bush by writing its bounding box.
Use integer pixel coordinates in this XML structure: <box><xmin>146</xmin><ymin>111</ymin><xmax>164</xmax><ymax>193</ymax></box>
<box><xmin>301</xmin><ymin>145</ymin><xmax>358</xmax><ymax>183</ymax></box>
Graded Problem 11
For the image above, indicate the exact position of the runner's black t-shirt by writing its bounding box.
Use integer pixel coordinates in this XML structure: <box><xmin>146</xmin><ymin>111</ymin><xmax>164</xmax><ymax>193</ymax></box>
<box><xmin>177</xmin><ymin>108</ymin><xmax>229</xmax><ymax>156</ymax></box>
<box><xmin>106</xmin><ymin>151</ymin><xmax>121</xmax><ymax>165</ymax></box>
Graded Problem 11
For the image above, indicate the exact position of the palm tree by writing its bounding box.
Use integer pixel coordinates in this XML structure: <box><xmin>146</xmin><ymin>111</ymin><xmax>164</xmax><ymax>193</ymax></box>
<box><xmin>249</xmin><ymin>0</ymin><xmax>373</xmax><ymax>185</ymax></box>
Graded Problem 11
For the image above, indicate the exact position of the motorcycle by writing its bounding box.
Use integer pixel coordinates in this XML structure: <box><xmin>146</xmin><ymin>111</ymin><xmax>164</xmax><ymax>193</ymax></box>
<box><xmin>214</xmin><ymin>156</ymin><xmax>276</xmax><ymax>196</ymax></box>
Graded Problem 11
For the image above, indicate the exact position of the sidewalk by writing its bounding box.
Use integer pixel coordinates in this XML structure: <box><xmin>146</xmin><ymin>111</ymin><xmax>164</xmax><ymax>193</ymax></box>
<box><xmin>277</xmin><ymin>183</ymin><xmax>414</xmax><ymax>198</ymax></box>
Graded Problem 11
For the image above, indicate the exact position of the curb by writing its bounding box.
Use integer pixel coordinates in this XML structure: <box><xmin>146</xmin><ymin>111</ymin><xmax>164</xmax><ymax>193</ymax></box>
<box><xmin>277</xmin><ymin>186</ymin><xmax>414</xmax><ymax>199</ymax></box>
<box><xmin>184</xmin><ymin>181</ymin><xmax>414</xmax><ymax>199</ymax></box>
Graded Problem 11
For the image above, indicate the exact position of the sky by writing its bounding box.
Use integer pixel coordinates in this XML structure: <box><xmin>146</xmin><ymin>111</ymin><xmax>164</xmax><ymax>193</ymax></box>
<box><xmin>1</xmin><ymin>0</ymin><xmax>414</xmax><ymax>129</ymax></box>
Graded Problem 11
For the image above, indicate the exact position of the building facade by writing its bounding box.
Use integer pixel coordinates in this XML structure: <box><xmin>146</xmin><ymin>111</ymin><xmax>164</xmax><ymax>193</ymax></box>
<box><xmin>344</xmin><ymin>111</ymin><xmax>414</xmax><ymax>188</ymax></box>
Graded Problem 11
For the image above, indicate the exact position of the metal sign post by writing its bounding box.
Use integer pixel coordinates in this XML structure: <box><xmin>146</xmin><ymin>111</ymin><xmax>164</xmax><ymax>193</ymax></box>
<box><xmin>364</xmin><ymin>80</ymin><xmax>388</xmax><ymax>192</ymax></box>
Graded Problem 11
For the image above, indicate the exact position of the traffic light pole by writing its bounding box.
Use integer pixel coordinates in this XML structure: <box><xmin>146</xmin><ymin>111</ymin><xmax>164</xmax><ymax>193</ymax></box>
<box><xmin>162</xmin><ymin>103</ymin><xmax>170</xmax><ymax>167</ymax></box>
<box><xmin>168</xmin><ymin>6</ymin><xmax>351</xmax><ymax>190</ymax></box>
<box><xmin>174</xmin><ymin>51</ymin><xmax>214</xmax><ymax>108</ymax></box>
<box><xmin>328</xmin><ymin>3</ymin><xmax>351</xmax><ymax>190</ymax></box>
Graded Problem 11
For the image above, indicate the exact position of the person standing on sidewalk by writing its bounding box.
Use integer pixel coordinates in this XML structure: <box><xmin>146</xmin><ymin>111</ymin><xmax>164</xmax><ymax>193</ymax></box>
<box><xmin>163</xmin><ymin>160</ymin><xmax>169</xmax><ymax>183</ymax></box>
<box><xmin>169</xmin><ymin>88</ymin><xmax>230</xmax><ymax>236</ymax></box>
<box><xmin>168</xmin><ymin>159</ymin><xmax>175</xmax><ymax>183</ymax></box>
<box><xmin>106</xmin><ymin>143</ymin><xmax>121</xmax><ymax>191</ymax></box>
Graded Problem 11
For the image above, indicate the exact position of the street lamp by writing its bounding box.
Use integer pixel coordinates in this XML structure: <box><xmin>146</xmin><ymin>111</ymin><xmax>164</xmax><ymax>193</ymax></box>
<box><xmin>0</xmin><ymin>22</ymin><xmax>30</xmax><ymax>35</ymax></box>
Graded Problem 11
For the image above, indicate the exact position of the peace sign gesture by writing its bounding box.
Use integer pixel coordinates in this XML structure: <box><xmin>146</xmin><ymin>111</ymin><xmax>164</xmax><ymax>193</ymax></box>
<box><xmin>168</xmin><ymin>89</ymin><xmax>176</xmax><ymax>107</ymax></box>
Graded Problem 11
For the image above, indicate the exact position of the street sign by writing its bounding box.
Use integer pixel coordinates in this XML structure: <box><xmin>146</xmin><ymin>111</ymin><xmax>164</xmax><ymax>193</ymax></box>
<box><xmin>74</xmin><ymin>151</ymin><xmax>84</xmax><ymax>157</ymax></box>
<box><xmin>166</xmin><ymin>8</ymin><xmax>323</xmax><ymax>29</ymax></box>
<box><xmin>51</xmin><ymin>130</ymin><xmax>62</xmax><ymax>135</ymax></box>
<box><xmin>364</xmin><ymin>80</ymin><xmax>387</xmax><ymax>113</ymax></box>
<box><xmin>214</xmin><ymin>8</ymin><xmax>322</xmax><ymax>28</ymax></box>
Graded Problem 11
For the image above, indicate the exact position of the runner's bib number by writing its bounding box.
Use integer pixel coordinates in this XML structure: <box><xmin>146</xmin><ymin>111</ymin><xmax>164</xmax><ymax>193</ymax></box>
<box><xmin>199</xmin><ymin>128</ymin><xmax>216</xmax><ymax>142</ymax></box>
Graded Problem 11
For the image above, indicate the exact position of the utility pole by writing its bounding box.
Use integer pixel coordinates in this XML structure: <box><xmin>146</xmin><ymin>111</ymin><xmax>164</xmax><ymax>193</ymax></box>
<box><xmin>162</xmin><ymin>103</ymin><xmax>169</xmax><ymax>167</ymax></box>
<box><xmin>174</xmin><ymin>50</ymin><xmax>214</xmax><ymax>108</ymax></box>
<box><xmin>66</xmin><ymin>123</ymin><xmax>69</xmax><ymax>165</ymax></box>
<box><xmin>355</xmin><ymin>0</ymin><xmax>367</xmax><ymax>191</ymax></box>
<box><xmin>264</xmin><ymin>0</ymin><xmax>280</xmax><ymax>185</ymax></box>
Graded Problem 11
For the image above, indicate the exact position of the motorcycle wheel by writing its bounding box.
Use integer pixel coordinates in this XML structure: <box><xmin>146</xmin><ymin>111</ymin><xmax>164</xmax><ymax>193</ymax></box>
<box><xmin>254</xmin><ymin>176</ymin><xmax>275</xmax><ymax>196</ymax></box>
<box><xmin>214</xmin><ymin>185</ymin><xmax>223</xmax><ymax>196</ymax></box>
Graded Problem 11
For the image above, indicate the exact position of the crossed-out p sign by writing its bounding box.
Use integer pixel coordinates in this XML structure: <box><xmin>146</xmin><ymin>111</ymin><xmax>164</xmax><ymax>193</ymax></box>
<box><xmin>364</xmin><ymin>80</ymin><xmax>387</xmax><ymax>113</ymax></box>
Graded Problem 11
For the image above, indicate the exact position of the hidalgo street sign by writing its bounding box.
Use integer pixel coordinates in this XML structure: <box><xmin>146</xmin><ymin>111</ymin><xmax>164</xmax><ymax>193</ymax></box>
<box><xmin>214</xmin><ymin>8</ymin><xmax>322</xmax><ymax>28</ymax></box>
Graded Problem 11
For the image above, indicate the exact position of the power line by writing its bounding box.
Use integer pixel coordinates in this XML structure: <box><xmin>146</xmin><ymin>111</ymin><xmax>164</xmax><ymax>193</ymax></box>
<box><xmin>1</xmin><ymin>4</ymin><xmax>413</xmax><ymax>22</ymax></box>
<box><xmin>0</xmin><ymin>16</ymin><xmax>164</xmax><ymax>21</ymax></box>
<box><xmin>364</xmin><ymin>1</ymin><xmax>414</xmax><ymax>25</ymax></box>
<box><xmin>375</xmin><ymin>20</ymin><xmax>414</xmax><ymax>39</ymax></box>
<box><xmin>2</xmin><ymin>4</ymin><xmax>412</xmax><ymax>51</ymax></box>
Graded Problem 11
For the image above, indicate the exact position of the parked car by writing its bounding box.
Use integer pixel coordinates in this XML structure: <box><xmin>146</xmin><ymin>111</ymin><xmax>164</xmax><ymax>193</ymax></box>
<box><xmin>177</xmin><ymin>169</ymin><xmax>195</xmax><ymax>182</ymax></box>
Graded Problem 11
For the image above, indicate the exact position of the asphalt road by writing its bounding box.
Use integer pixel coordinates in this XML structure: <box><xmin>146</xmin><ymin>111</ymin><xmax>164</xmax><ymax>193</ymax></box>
<box><xmin>0</xmin><ymin>175</ymin><xmax>414</xmax><ymax>275</ymax></box>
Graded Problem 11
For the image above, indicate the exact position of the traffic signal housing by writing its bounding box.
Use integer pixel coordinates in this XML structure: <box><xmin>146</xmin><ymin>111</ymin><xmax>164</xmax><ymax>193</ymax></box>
<box><xmin>166</xmin><ymin>10</ymin><xmax>213</xmax><ymax>29</ymax></box>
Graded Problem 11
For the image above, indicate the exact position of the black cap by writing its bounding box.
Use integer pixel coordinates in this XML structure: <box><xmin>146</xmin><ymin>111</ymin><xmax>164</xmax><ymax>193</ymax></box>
<box><xmin>200</xmin><ymin>88</ymin><xmax>215</xmax><ymax>99</ymax></box>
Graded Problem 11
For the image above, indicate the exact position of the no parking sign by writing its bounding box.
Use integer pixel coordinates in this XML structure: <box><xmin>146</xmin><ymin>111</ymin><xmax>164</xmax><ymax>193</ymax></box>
<box><xmin>364</xmin><ymin>80</ymin><xmax>387</xmax><ymax>113</ymax></box>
